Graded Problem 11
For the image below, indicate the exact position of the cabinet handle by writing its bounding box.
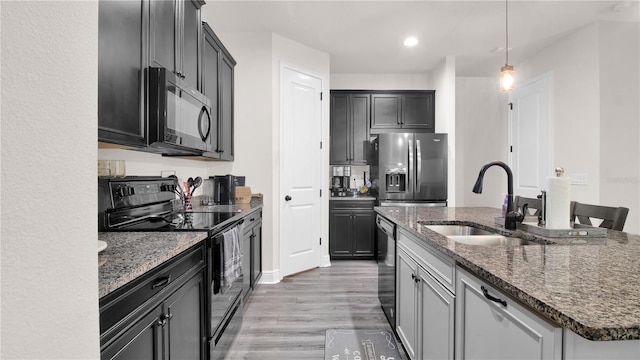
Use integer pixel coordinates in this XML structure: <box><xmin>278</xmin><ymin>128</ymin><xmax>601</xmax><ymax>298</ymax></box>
<box><xmin>481</xmin><ymin>285</ymin><xmax>507</xmax><ymax>307</ymax></box>
<box><xmin>151</xmin><ymin>275</ymin><xmax>171</xmax><ymax>290</ymax></box>
<box><xmin>411</xmin><ymin>273</ymin><xmax>420</xmax><ymax>283</ymax></box>
<box><xmin>157</xmin><ymin>313</ymin><xmax>173</xmax><ymax>327</ymax></box>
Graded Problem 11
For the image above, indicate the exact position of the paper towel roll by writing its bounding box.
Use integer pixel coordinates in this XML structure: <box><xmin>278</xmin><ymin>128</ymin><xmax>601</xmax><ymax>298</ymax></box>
<box><xmin>546</xmin><ymin>176</ymin><xmax>571</xmax><ymax>229</ymax></box>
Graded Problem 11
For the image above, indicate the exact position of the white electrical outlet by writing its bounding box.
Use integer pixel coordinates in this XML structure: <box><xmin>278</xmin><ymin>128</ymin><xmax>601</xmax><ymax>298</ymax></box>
<box><xmin>571</xmin><ymin>173</ymin><xmax>588</xmax><ymax>186</ymax></box>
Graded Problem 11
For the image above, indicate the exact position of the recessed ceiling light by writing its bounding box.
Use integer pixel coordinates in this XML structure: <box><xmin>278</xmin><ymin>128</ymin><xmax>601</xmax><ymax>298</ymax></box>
<box><xmin>404</xmin><ymin>37</ymin><xmax>418</xmax><ymax>47</ymax></box>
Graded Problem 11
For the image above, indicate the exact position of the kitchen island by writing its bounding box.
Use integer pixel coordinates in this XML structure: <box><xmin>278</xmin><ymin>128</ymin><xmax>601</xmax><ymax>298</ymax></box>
<box><xmin>376</xmin><ymin>206</ymin><xmax>639</xmax><ymax>358</ymax></box>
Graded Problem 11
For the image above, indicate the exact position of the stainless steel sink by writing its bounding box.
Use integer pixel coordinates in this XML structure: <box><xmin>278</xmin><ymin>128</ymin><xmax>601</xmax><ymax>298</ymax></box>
<box><xmin>448</xmin><ymin>235</ymin><xmax>532</xmax><ymax>246</ymax></box>
<box><xmin>424</xmin><ymin>224</ymin><xmax>494</xmax><ymax>236</ymax></box>
<box><xmin>424</xmin><ymin>224</ymin><xmax>533</xmax><ymax>246</ymax></box>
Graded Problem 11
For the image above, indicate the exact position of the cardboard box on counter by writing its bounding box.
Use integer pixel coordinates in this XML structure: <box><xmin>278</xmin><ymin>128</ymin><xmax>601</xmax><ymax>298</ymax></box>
<box><xmin>235</xmin><ymin>186</ymin><xmax>252</xmax><ymax>204</ymax></box>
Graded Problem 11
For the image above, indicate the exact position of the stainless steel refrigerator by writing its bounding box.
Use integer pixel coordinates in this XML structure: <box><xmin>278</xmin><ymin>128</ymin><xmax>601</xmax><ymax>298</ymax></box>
<box><xmin>372</xmin><ymin>133</ymin><xmax>448</xmax><ymax>206</ymax></box>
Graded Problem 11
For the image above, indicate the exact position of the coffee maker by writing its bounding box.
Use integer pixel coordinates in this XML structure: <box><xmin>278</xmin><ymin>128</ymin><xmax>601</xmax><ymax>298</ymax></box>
<box><xmin>331</xmin><ymin>166</ymin><xmax>350</xmax><ymax>196</ymax></box>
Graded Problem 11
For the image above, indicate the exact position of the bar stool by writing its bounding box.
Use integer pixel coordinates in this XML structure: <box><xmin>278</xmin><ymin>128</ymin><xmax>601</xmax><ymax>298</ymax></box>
<box><xmin>570</xmin><ymin>201</ymin><xmax>629</xmax><ymax>231</ymax></box>
<box><xmin>514</xmin><ymin>196</ymin><xmax>543</xmax><ymax>216</ymax></box>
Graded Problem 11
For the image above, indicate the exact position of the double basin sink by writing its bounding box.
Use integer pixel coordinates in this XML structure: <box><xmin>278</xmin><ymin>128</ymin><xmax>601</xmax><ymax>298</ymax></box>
<box><xmin>424</xmin><ymin>224</ymin><xmax>534</xmax><ymax>246</ymax></box>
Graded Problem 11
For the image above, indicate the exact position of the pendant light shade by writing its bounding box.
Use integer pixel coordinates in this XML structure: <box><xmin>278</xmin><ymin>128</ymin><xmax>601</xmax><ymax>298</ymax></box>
<box><xmin>500</xmin><ymin>64</ymin><xmax>514</xmax><ymax>92</ymax></box>
<box><xmin>499</xmin><ymin>0</ymin><xmax>514</xmax><ymax>92</ymax></box>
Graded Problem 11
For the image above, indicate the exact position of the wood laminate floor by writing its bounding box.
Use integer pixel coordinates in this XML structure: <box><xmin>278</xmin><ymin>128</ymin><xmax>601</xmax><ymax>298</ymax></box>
<box><xmin>223</xmin><ymin>260</ymin><xmax>406</xmax><ymax>359</ymax></box>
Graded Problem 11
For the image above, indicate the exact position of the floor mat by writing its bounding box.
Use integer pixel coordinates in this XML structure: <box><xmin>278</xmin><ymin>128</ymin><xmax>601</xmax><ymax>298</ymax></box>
<box><xmin>324</xmin><ymin>329</ymin><xmax>402</xmax><ymax>360</ymax></box>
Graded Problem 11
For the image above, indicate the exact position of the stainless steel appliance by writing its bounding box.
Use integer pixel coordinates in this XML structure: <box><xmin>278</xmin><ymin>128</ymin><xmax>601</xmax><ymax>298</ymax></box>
<box><xmin>372</xmin><ymin>133</ymin><xmax>448</xmax><ymax>205</ymax></box>
<box><xmin>331</xmin><ymin>166</ymin><xmax>351</xmax><ymax>196</ymax></box>
<box><xmin>148</xmin><ymin>67</ymin><xmax>213</xmax><ymax>155</ymax></box>
<box><xmin>211</xmin><ymin>175</ymin><xmax>244</xmax><ymax>205</ymax></box>
<box><xmin>98</xmin><ymin>176</ymin><xmax>245</xmax><ymax>359</ymax></box>
<box><xmin>376</xmin><ymin>215</ymin><xmax>396</xmax><ymax>330</ymax></box>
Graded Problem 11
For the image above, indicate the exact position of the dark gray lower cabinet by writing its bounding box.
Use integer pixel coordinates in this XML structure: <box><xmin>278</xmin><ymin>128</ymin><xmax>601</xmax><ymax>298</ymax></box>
<box><xmin>242</xmin><ymin>209</ymin><xmax>262</xmax><ymax>303</ymax></box>
<box><xmin>100</xmin><ymin>243</ymin><xmax>206</xmax><ymax>360</ymax></box>
<box><xmin>329</xmin><ymin>200</ymin><xmax>375</xmax><ymax>259</ymax></box>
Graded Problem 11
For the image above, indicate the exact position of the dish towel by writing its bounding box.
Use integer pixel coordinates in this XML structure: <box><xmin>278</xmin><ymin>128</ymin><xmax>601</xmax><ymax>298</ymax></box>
<box><xmin>222</xmin><ymin>227</ymin><xmax>242</xmax><ymax>292</ymax></box>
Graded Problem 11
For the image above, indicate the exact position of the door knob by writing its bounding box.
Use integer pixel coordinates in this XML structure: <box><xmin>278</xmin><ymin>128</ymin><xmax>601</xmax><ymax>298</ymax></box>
<box><xmin>285</xmin><ymin>195</ymin><xmax>292</xmax><ymax>201</ymax></box>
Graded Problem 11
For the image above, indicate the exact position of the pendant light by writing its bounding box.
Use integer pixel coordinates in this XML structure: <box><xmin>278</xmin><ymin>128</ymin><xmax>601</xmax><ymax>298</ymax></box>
<box><xmin>500</xmin><ymin>0</ymin><xmax>514</xmax><ymax>92</ymax></box>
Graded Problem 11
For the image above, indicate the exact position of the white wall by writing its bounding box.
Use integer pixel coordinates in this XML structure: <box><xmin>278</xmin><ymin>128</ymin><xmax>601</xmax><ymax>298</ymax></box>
<box><xmin>518</xmin><ymin>22</ymin><xmax>601</xmax><ymax>206</ymax></box>
<box><xmin>455</xmin><ymin>77</ymin><xmax>510</xmax><ymax>207</ymax></box>
<box><xmin>330</xmin><ymin>73</ymin><xmax>429</xmax><ymax>90</ymax></box>
<box><xmin>598</xmin><ymin>21</ymin><xmax>640</xmax><ymax>234</ymax></box>
<box><xmin>429</xmin><ymin>56</ymin><xmax>457</xmax><ymax>205</ymax></box>
<box><xmin>517</xmin><ymin>21</ymin><xmax>639</xmax><ymax>233</ymax></box>
<box><xmin>1</xmin><ymin>1</ymin><xmax>100</xmax><ymax>358</ymax></box>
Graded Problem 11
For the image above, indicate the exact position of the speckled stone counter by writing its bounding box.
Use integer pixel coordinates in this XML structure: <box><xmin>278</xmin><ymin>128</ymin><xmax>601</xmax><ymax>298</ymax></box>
<box><xmin>375</xmin><ymin>206</ymin><xmax>640</xmax><ymax>341</ymax></box>
<box><xmin>98</xmin><ymin>231</ymin><xmax>207</xmax><ymax>298</ymax></box>
<box><xmin>98</xmin><ymin>198</ymin><xmax>263</xmax><ymax>299</ymax></box>
<box><xmin>330</xmin><ymin>196</ymin><xmax>376</xmax><ymax>201</ymax></box>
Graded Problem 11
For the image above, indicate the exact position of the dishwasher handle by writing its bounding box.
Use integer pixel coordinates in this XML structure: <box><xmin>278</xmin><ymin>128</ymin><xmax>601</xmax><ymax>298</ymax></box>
<box><xmin>376</xmin><ymin>215</ymin><xmax>395</xmax><ymax>238</ymax></box>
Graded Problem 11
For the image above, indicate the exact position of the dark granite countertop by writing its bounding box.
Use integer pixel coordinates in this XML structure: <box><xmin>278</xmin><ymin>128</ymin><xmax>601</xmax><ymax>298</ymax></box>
<box><xmin>330</xmin><ymin>196</ymin><xmax>376</xmax><ymax>201</ymax></box>
<box><xmin>98</xmin><ymin>231</ymin><xmax>208</xmax><ymax>298</ymax></box>
<box><xmin>375</xmin><ymin>206</ymin><xmax>640</xmax><ymax>341</ymax></box>
<box><xmin>98</xmin><ymin>199</ymin><xmax>263</xmax><ymax>298</ymax></box>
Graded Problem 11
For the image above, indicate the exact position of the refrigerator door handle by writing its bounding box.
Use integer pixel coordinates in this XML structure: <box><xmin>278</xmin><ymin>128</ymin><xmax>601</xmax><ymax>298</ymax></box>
<box><xmin>408</xmin><ymin>140</ymin><xmax>414</xmax><ymax>195</ymax></box>
<box><xmin>416</xmin><ymin>139</ymin><xmax>422</xmax><ymax>193</ymax></box>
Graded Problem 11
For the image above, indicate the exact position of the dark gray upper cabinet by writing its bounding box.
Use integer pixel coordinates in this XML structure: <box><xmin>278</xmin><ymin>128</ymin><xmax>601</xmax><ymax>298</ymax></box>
<box><xmin>330</xmin><ymin>91</ymin><xmax>370</xmax><ymax>165</ymax></box>
<box><xmin>370</xmin><ymin>91</ymin><xmax>435</xmax><ymax>132</ymax></box>
<box><xmin>201</xmin><ymin>22</ymin><xmax>236</xmax><ymax>161</ymax></box>
<box><xmin>98</xmin><ymin>0</ymin><xmax>148</xmax><ymax>147</ymax></box>
<box><xmin>149</xmin><ymin>0</ymin><xmax>204</xmax><ymax>90</ymax></box>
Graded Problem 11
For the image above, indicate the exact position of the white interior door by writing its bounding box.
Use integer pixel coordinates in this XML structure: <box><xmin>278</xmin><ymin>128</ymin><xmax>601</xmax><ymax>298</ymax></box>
<box><xmin>279</xmin><ymin>66</ymin><xmax>323</xmax><ymax>277</ymax></box>
<box><xmin>510</xmin><ymin>74</ymin><xmax>551</xmax><ymax>198</ymax></box>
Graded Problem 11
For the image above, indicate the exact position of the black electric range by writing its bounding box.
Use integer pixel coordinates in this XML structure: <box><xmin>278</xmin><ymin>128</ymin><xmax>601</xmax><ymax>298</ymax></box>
<box><xmin>98</xmin><ymin>176</ymin><xmax>245</xmax><ymax>358</ymax></box>
<box><xmin>98</xmin><ymin>176</ymin><xmax>241</xmax><ymax>233</ymax></box>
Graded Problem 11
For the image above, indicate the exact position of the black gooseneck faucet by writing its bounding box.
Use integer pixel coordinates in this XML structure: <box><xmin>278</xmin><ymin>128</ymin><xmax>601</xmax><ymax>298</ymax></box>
<box><xmin>472</xmin><ymin>161</ymin><xmax>524</xmax><ymax>230</ymax></box>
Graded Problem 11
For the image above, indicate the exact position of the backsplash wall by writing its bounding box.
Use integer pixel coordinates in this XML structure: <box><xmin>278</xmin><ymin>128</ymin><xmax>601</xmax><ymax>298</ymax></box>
<box><xmin>98</xmin><ymin>148</ymin><xmax>234</xmax><ymax>197</ymax></box>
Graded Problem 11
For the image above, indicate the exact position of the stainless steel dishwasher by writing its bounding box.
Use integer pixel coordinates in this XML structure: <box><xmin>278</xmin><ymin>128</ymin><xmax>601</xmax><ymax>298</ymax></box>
<box><xmin>376</xmin><ymin>214</ymin><xmax>396</xmax><ymax>330</ymax></box>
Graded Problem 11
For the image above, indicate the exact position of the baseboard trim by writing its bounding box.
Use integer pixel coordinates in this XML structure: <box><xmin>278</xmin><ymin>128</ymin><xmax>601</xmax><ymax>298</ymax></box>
<box><xmin>321</xmin><ymin>255</ymin><xmax>331</xmax><ymax>267</ymax></box>
<box><xmin>258</xmin><ymin>269</ymin><xmax>281</xmax><ymax>284</ymax></box>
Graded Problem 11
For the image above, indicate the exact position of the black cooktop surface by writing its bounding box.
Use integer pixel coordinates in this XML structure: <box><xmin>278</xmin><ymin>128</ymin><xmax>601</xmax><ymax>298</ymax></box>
<box><xmin>113</xmin><ymin>211</ymin><xmax>239</xmax><ymax>232</ymax></box>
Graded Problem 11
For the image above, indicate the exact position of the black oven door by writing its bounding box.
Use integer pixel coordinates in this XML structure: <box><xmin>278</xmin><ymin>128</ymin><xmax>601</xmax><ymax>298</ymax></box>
<box><xmin>208</xmin><ymin>220</ymin><xmax>244</xmax><ymax>339</ymax></box>
<box><xmin>148</xmin><ymin>67</ymin><xmax>213</xmax><ymax>154</ymax></box>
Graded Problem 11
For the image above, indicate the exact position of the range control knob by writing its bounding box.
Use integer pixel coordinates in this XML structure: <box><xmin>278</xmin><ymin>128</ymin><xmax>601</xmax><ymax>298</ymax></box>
<box><xmin>160</xmin><ymin>183</ymin><xmax>175</xmax><ymax>192</ymax></box>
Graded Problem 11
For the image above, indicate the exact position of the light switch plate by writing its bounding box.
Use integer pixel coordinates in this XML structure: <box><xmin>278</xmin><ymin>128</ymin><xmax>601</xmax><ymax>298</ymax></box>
<box><xmin>571</xmin><ymin>173</ymin><xmax>588</xmax><ymax>186</ymax></box>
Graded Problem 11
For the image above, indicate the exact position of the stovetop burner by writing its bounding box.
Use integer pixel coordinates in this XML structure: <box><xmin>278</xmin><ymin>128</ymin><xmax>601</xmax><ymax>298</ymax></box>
<box><xmin>99</xmin><ymin>176</ymin><xmax>241</xmax><ymax>233</ymax></box>
<box><xmin>108</xmin><ymin>211</ymin><xmax>239</xmax><ymax>232</ymax></box>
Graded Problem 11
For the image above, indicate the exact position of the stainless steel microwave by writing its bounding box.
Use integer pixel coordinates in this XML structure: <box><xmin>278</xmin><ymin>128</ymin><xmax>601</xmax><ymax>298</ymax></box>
<box><xmin>148</xmin><ymin>67</ymin><xmax>212</xmax><ymax>155</ymax></box>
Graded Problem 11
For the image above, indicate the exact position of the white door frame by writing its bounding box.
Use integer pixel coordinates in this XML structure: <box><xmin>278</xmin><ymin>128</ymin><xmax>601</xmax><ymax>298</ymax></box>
<box><xmin>508</xmin><ymin>72</ymin><xmax>554</xmax><ymax>197</ymax></box>
<box><xmin>278</xmin><ymin>63</ymin><xmax>325</xmax><ymax>279</ymax></box>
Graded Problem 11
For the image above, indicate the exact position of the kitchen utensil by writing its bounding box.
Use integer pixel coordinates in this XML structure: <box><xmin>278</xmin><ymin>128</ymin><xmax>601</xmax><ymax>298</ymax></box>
<box><xmin>192</xmin><ymin>176</ymin><xmax>202</xmax><ymax>193</ymax></box>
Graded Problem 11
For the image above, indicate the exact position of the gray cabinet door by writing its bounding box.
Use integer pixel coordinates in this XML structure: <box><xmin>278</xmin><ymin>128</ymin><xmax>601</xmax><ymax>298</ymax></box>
<box><xmin>455</xmin><ymin>267</ymin><xmax>562</xmax><ymax>360</ymax></box>
<box><xmin>371</xmin><ymin>94</ymin><xmax>401</xmax><ymax>129</ymax></box>
<box><xmin>101</xmin><ymin>305</ymin><xmax>163</xmax><ymax>360</ymax></box>
<box><xmin>330</xmin><ymin>93</ymin><xmax>350</xmax><ymax>164</ymax></box>
<box><xmin>402</xmin><ymin>92</ymin><xmax>434</xmax><ymax>130</ymax></box>
<box><xmin>98</xmin><ymin>0</ymin><xmax>147</xmax><ymax>147</ymax></box>
<box><xmin>181</xmin><ymin>0</ymin><xmax>201</xmax><ymax>89</ymax></box>
<box><xmin>165</xmin><ymin>271</ymin><xmax>206</xmax><ymax>360</ymax></box>
<box><xmin>149</xmin><ymin>0</ymin><xmax>177</xmax><ymax>73</ymax></box>
<box><xmin>396</xmin><ymin>247</ymin><xmax>418</xmax><ymax>360</ymax></box>
<box><xmin>350</xmin><ymin>94</ymin><xmax>370</xmax><ymax>164</ymax></box>
<box><xmin>420</xmin><ymin>269</ymin><xmax>454</xmax><ymax>360</ymax></box>
<box><xmin>329</xmin><ymin>210</ymin><xmax>352</xmax><ymax>257</ymax></box>
<box><xmin>352</xmin><ymin>209</ymin><xmax>374</xmax><ymax>257</ymax></box>
<box><xmin>330</xmin><ymin>93</ymin><xmax>369</xmax><ymax>165</ymax></box>
<box><xmin>218</xmin><ymin>54</ymin><xmax>235</xmax><ymax>160</ymax></box>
